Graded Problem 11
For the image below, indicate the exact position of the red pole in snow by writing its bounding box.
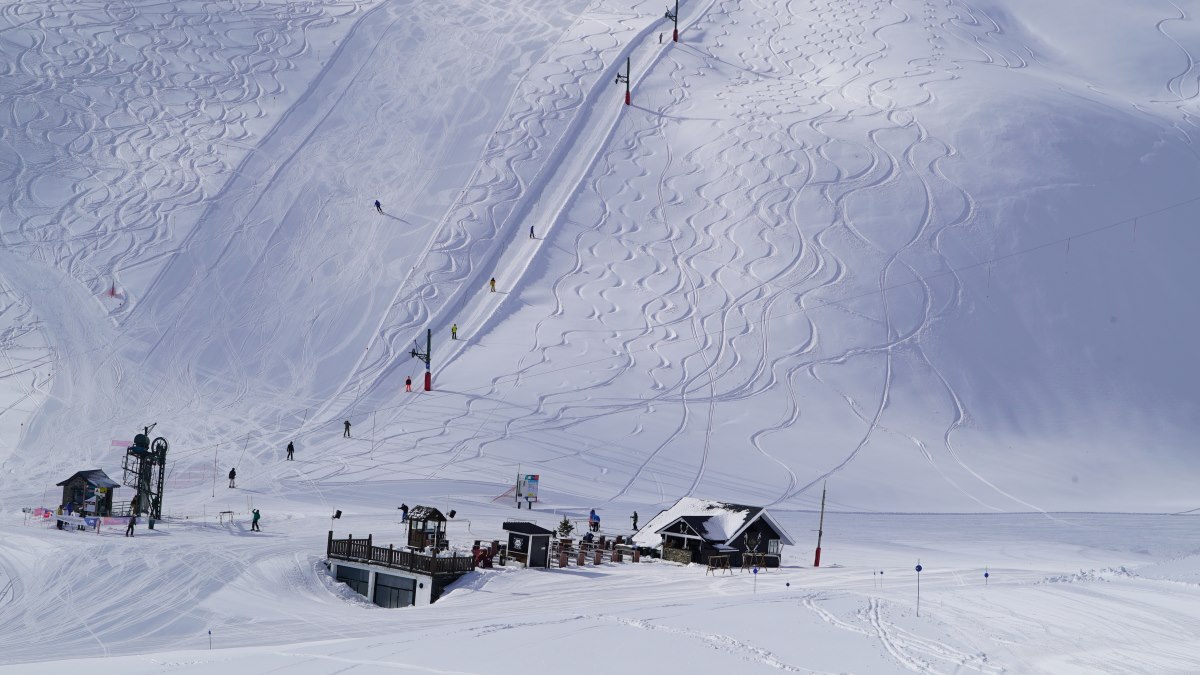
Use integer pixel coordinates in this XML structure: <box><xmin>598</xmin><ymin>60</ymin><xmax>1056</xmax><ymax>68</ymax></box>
<box><xmin>411</xmin><ymin>328</ymin><xmax>433</xmax><ymax>391</ymax></box>
<box><xmin>615</xmin><ymin>57</ymin><xmax>630</xmax><ymax>105</ymax></box>
<box><xmin>813</xmin><ymin>482</ymin><xmax>826</xmax><ymax>567</ymax></box>
<box><xmin>625</xmin><ymin>57</ymin><xmax>631</xmax><ymax>105</ymax></box>
<box><xmin>424</xmin><ymin>328</ymin><xmax>432</xmax><ymax>391</ymax></box>
<box><xmin>666</xmin><ymin>0</ymin><xmax>679</xmax><ymax>42</ymax></box>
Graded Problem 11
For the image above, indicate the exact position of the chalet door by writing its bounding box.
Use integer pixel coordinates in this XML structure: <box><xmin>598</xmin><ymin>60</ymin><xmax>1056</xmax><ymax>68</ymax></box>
<box><xmin>530</xmin><ymin>537</ymin><xmax>548</xmax><ymax>568</ymax></box>
<box><xmin>373</xmin><ymin>572</ymin><xmax>416</xmax><ymax>608</ymax></box>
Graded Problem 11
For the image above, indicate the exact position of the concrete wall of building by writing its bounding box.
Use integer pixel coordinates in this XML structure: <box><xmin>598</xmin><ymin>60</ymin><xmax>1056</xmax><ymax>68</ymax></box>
<box><xmin>330</xmin><ymin>561</ymin><xmax>434</xmax><ymax>607</ymax></box>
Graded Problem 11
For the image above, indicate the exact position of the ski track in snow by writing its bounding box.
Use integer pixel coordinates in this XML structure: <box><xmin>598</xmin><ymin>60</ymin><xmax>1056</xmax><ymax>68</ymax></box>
<box><xmin>4</xmin><ymin>0</ymin><xmax>1196</xmax><ymax>515</ymax></box>
<box><xmin>130</xmin><ymin>0</ymin><xmax>1187</xmax><ymax>514</ymax></box>
<box><xmin>383</xmin><ymin>0</ymin><xmax>1034</xmax><ymax>508</ymax></box>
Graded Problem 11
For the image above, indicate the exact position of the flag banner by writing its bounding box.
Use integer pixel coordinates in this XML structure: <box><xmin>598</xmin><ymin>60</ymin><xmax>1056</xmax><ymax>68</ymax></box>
<box><xmin>56</xmin><ymin>515</ymin><xmax>99</xmax><ymax>529</ymax></box>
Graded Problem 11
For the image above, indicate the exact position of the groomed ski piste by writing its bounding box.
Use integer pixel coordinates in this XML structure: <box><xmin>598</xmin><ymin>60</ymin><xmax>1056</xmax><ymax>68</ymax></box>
<box><xmin>2</xmin><ymin>0</ymin><xmax>1200</xmax><ymax>672</ymax></box>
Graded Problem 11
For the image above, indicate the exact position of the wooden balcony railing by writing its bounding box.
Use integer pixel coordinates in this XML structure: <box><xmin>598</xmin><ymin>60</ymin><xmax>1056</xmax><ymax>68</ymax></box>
<box><xmin>327</xmin><ymin>532</ymin><xmax>475</xmax><ymax>576</ymax></box>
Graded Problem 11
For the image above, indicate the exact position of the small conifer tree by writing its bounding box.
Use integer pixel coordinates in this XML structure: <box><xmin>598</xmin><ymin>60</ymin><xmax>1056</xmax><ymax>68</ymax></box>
<box><xmin>557</xmin><ymin>515</ymin><xmax>574</xmax><ymax>537</ymax></box>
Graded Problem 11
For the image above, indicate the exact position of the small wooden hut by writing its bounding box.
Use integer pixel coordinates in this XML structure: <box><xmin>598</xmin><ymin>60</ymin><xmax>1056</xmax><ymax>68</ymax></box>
<box><xmin>503</xmin><ymin>521</ymin><xmax>554</xmax><ymax>568</ymax></box>
<box><xmin>56</xmin><ymin>469</ymin><xmax>119</xmax><ymax>517</ymax></box>
<box><xmin>405</xmin><ymin>505</ymin><xmax>449</xmax><ymax>551</ymax></box>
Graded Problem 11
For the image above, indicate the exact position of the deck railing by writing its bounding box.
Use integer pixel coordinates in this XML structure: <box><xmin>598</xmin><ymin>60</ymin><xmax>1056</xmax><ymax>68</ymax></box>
<box><xmin>327</xmin><ymin>532</ymin><xmax>475</xmax><ymax>576</ymax></box>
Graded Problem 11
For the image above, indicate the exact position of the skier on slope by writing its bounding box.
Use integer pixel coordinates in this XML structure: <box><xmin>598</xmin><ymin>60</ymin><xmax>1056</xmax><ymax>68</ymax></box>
<box><xmin>228</xmin><ymin>467</ymin><xmax>237</xmax><ymax>488</ymax></box>
<box><xmin>405</xmin><ymin>376</ymin><xmax>412</xmax><ymax>392</ymax></box>
<box><xmin>451</xmin><ymin>323</ymin><xmax>458</xmax><ymax>340</ymax></box>
<box><xmin>374</xmin><ymin>199</ymin><xmax>383</xmax><ymax>214</ymax></box>
<box><xmin>286</xmin><ymin>441</ymin><xmax>294</xmax><ymax>461</ymax></box>
<box><xmin>489</xmin><ymin>277</ymin><xmax>496</xmax><ymax>292</ymax></box>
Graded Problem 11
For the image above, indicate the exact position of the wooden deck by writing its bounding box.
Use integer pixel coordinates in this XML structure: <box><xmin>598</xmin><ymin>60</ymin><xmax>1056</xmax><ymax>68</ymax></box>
<box><xmin>327</xmin><ymin>532</ymin><xmax>475</xmax><ymax>576</ymax></box>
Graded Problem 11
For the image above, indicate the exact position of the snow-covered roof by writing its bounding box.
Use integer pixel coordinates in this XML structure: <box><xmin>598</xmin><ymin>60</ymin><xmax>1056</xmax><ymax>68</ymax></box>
<box><xmin>633</xmin><ymin>497</ymin><xmax>794</xmax><ymax>548</ymax></box>
<box><xmin>503</xmin><ymin>521</ymin><xmax>553</xmax><ymax>536</ymax></box>
<box><xmin>407</xmin><ymin>505</ymin><xmax>445</xmax><ymax>522</ymax></box>
<box><xmin>56</xmin><ymin>469</ymin><xmax>119</xmax><ymax>489</ymax></box>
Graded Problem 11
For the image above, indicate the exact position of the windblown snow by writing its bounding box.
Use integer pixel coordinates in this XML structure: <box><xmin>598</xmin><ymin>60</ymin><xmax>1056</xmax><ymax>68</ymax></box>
<box><xmin>1</xmin><ymin>0</ymin><xmax>1199</xmax><ymax>671</ymax></box>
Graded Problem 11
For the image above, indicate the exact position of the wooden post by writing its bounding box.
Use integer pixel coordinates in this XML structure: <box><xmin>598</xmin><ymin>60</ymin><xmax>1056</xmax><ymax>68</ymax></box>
<box><xmin>327</xmin><ymin>530</ymin><xmax>333</xmax><ymax>556</ymax></box>
<box><xmin>594</xmin><ymin>549</ymin><xmax>602</xmax><ymax>565</ymax></box>
<box><xmin>388</xmin><ymin>544</ymin><xmax>394</xmax><ymax>566</ymax></box>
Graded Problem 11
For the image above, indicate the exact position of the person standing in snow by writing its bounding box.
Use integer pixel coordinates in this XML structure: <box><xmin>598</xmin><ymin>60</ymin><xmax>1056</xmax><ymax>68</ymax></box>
<box><xmin>399</xmin><ymin>503</ymin><xmax>409</xmax><ymax>523</ymax></box>
<box><xmin>451</xmin><ymin>323</ymin><xmax>458</xmax><ymax>340</ymax></box>
<box><xmin>529</xmin><ymin>225</ymin><xmax>535</xmax><ymax>239</ymax></box>
<box><xmin>251</xmin><ymin>508</ymin><xmax>261</xmax><ymax>532</ymax></box>
<box><xmin>125</xmin><ymin>515</ymin><xmax>136</xmax><ymax>537</ymax></box>
<box><xmin>589</xmin><ymin>509</ymin><xmax>600</xmax><ymax>532</ymax></box>
<box><xmin>374</xmin><ymin>199</ymin><xmax>383</xmax><ymax>214</ymax></box>
<box><xmin>405</xmin><ymin>376</ymin><xmax>412</xmax><ymax>392</ymax></box>
<box><xmin>489</xmin><ymin>277</ymin><xmax>496</xmax><ymax>292</ymax></box>
<box><xmin>631</xmin><ymin>511</ymin><xmax>638</xmax><ymax>530</ymax></box>
<box><xmin>344</xmin><ymin>420</ymin><xmax>351</xmax><ymax>438</ymax></box>
<box><xmin>228</xmin><ymin>467</ymin><xmax>236</xmax><ymax>488</ymax></box>
<box><xmin>286</xmin><ymin>441</ymin><xmax>294</xmax><ymax>461</ymax></box>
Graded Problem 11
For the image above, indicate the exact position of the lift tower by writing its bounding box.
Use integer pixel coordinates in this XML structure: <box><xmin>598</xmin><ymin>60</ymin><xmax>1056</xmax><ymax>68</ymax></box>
<box><xmin>122</xmin><ymin>424</ymin><xmax>169</xmax><ymax>528</ymax></box>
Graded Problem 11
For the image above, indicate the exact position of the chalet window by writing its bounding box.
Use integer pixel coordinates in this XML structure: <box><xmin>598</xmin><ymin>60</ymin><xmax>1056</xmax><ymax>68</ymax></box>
<box><xmin>336</xmin><ymin>566</ymin><xmax>370</xmax><ymax>597</ymax></box>
<box><xmin>767</xmin><ymin>539</ymin><xmax>781</xmax><ymax>555</ymax></box>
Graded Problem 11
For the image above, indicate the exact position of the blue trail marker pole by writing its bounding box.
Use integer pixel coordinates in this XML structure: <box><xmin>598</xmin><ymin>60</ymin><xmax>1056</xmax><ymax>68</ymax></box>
<box><xmin>985</xmin><ymin>567</ymin><xmax>989</xmax><ymax>586</ymax></box>
<box><xmin>915</xmin><ymin>562</ymin><xmax>923</xmax><ymax>616</ymax></box>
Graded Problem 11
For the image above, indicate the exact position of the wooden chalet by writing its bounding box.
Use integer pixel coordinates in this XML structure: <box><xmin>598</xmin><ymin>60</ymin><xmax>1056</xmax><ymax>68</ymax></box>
<box><xmin>633</xmin><ymin>497</ymin><xmax>794</xmax><ymax>568</ymax></box>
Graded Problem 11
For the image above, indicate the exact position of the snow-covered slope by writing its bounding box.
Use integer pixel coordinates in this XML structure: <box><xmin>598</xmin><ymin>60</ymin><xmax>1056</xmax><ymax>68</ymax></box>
<box><xmin>2</xmin><ymin>0</ymin><xmax>1200</xmax><ymax>670</ymax></box>
<box><xmin>3</xmin><ymin>0</ymin><xmax>1198</xmax><ymax>514</ymax></box>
